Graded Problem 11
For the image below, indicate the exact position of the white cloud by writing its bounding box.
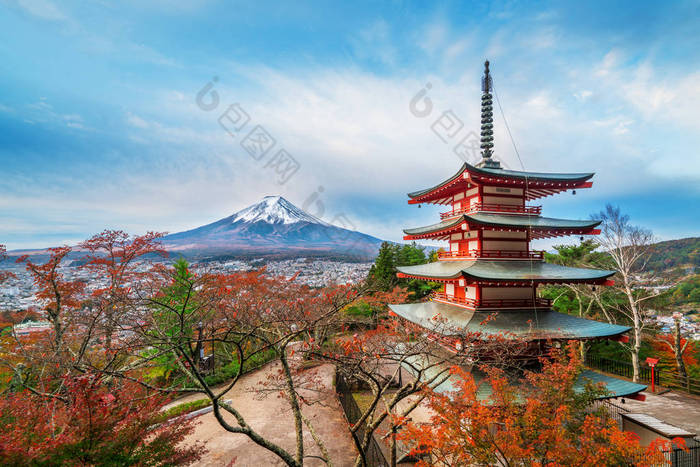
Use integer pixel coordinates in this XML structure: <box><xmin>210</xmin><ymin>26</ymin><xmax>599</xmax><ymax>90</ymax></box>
<box><xmin>126</xmin><ymin>112</ymin><xmax>150</xmax><ymax>129</ymax></box>
<box><xmin>574</xmin><ymin>90</ymin><xmax>593</xmax><ymax>102</ymax></box>
<box><xmin>351</xmin><ymin>19</ymin><xmax>397</xmax><ymax>66</ymax></box>
<box><xmin>13</xmin><ymin>0</ymin><xmax>66</xmax><ymax>21</ymax></box>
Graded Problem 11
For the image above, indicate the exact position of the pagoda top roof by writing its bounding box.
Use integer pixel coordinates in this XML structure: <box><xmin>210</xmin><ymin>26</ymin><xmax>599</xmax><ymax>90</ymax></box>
<box><xmin>389</xmin><ymin>301</ymin><xmax>629</xmax><ymax>339</ymax></box>
<box><xmin>407</xmin><ymin>162</ymin><xmax>595</xmax><ymax>203</ymax></box>
<box><xmin>396</xmin><ymin>259</ymin><xmax>615</xmax><ymax>283</ymax></box>
<box><xmin>403</xmin><ymin>213</ymin><xmax>600</xmax><ymax>238</ymax></box>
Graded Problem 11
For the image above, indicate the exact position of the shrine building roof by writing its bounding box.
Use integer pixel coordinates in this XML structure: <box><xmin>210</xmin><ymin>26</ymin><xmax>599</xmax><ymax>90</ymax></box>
<box><xmin>389</xmin><ymin>300</ymin><xmax>629</xmax><ymax>339</ymax></box>
<box><xmin>403</xmin><ymin>213</ymin><xmax>601</xmax><ymax>239</ymax></box>
<box><xmin>395</xmin><ymin>259</ymin><xmax>615</xmax><ymax>283</ymax></box>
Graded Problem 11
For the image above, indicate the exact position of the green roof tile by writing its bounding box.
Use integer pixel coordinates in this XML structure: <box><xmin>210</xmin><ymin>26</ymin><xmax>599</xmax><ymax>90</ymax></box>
<box><xmin>408</xmin><ymin>162</ymin><xmax>594</xmax><ymax>199</ymax></box>
<box><xmin>401</xmin><ymin>356</ymin><xmax>646</xmax><ymax>401</ymax></box>
<box><xmin>403</xmin><ymin>213</ymin><xmax>600</xmax><ymax>236</ymax></box>
<box><xmin>396</xmin><ymin>260</ymin><xmax>615</xmax><ymax>282</ymax></box>
<box><xmin>389</xmin><ymin>301</ymin><xmax>629</xmax><ymax>339</ymax></box>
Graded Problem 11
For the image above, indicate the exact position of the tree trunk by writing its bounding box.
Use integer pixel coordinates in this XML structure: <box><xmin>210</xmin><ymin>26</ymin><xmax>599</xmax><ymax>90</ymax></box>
<box><xmin>625</xmin><ymin>283</ymin><xmax>642</xmax><ymax>383</ymax></box>
<box><xmin>279</xmin><ymin>347</ymin><xmax>304</xmax><ymax>465</ymax></box>
<box><xmin>673</xmin><ymin>317</ymin><xmax>688</xmax><ymax>384</ymax></box>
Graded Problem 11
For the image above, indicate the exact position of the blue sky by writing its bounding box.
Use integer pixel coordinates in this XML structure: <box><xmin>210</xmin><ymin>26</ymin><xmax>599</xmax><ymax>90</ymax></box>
<box><xmin>1</xmin><ymin>0</ymin><xmax>699</xmax><ymax>250</ymax></box>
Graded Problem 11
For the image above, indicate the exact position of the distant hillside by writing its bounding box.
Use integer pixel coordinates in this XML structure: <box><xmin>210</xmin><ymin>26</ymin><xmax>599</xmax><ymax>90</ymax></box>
<box><xmin>644</xmin><ymin>237</ymin><xmax>700</xmax><ymax>273</ymax></box>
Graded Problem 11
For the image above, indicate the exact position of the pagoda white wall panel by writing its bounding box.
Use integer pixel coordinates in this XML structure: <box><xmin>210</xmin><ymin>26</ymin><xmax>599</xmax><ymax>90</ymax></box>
<box><xmin>483</xmin><ymin>230</ymin><xmax>527</xmax><ymax>239</ymax></box>
<box><xmin>483</xmin><ymin>240</ymin><xmax>527</xmax><ymax>251</ymax></box>
<box><xmin>482</xmin><ymin>195</ymin><xmax>523</xmax><ymax>206</ymax></box>
<box><xmin>482</xmin><ymin>287</ymin><xmax>532</xmax><ymax>300</ymax></box>
<box><xmin>445</xmin><ymin>284</ymin><xmax>455</xmax><ymax>296</ymax></box>
<box><xmin>468</xmin><ymin>240</ymin><xmax>478</xmax><ymax>251</ymax></box>
<box><xmin>451</xmin><ymin>233</ymin><xmax>463</xmax><ymax>240</ymax></box>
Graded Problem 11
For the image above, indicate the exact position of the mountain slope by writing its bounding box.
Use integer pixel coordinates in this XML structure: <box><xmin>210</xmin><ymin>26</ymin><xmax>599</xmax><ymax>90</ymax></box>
<box><xmin>161</xmin><ymin>196</ymin><xmax>384</xmax><ymax>260</ymax></box>
<box><xmin>643</xmin><ymin>237</ymin><xmax>699</xmax><ymax>273</ymax></box>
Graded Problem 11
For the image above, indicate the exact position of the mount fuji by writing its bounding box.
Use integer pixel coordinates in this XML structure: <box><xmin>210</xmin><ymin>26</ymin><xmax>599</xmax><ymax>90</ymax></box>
<box><xmin>160</xmin><ymin>196</ymin><xmax>385</xmax><ymax>260</ymax></box>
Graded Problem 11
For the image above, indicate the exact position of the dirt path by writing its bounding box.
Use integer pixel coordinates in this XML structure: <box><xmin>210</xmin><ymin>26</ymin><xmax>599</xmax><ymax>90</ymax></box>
<box><xmin>173</xmin><ymin>362</ymin><xmax>357</xmax><ymax>466</ymax></box>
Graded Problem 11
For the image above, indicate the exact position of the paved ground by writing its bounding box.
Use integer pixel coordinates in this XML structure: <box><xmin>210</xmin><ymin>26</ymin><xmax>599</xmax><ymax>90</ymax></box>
<box><xmin>168</xmin><ymin>362</ymin><xmax>357</xmax><ymax>467</ymax></box>
<box><xmin>623</xmin><ymin>390</ymin><xmax>700</xmax><ymax>435</ymax></box>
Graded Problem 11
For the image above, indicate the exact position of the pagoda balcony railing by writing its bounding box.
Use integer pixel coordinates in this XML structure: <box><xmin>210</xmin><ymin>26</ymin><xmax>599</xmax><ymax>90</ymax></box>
<box><xmin>431</xmin><ymin>292</ymin><xmax>552</xmax><ymax>309</ymax></box>
<box><xmin>440</xmin><ymin>203</ymin><xmax>542</xmax><ymax>219</ymax></box>
<box><xmin>438</xmin><ymin>249</ymin><xmax>544</xmax><ymax>260</ymax></box>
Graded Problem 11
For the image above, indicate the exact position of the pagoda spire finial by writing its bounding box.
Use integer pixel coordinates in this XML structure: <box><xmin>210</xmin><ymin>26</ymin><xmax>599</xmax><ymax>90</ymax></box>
<box><xmin>477</xmin><ymin>60</ymin><xmax>500</xmax><ymax>168</ymax></box>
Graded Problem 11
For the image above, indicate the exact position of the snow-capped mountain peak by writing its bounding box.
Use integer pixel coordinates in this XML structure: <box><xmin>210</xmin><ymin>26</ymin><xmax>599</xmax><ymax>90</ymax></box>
<box><xmin>231</xmin><ymin>196</ymin><xmax>326</xmax><ymax>225</ymax></box>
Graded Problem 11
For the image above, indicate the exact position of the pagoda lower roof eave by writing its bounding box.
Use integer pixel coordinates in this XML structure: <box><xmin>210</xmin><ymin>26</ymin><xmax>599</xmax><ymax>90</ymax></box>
<box><xmin>389</xmin><ymin>301</ymin><xmax>630</xmax><ymax>340</ymax></box>
<box><xmin>401</xmin><ymin>354</ymin><xmax>646</xmax><ymax>401</ymax></box>
<box><xmin>402</xmin><ymin>213</ymin><xmax>601</xmax><ymax>240</ymax></box>
<box><xmin>395</xmin><ymin>260</ymin><xmax>615</xmax><ymax>283</ymax></box>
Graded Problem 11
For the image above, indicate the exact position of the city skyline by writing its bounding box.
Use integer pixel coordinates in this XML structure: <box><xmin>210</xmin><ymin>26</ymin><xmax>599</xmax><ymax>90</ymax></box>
<box><xmin>1</xmin><ymin>0</ymin><xmax>699</xmax><ymax>250</ymax></box>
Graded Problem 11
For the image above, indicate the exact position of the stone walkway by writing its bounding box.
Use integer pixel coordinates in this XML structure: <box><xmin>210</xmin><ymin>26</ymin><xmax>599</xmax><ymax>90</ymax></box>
<box><xmin>170</xmin><ymin>362</ymin><xmax>357</xmax><ymax>466</ymax></box>
<box><xmin>623</xmin><ymin>390</ymin><xmax>700</xmax><ymax>435</ymax></box>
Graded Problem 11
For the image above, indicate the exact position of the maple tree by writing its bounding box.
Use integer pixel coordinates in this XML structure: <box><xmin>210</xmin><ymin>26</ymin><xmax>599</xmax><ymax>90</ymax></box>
<box><xmin>653</xmin><ymin>312</ymin><xmax>698</xmax><ymax>384</ymax></box>
<box><xmin>312</xmin><ymin>311</ymin><xmax>535</xmax><ymax>467</ymax></box>
<box><xmin>106</xmin><ymin>261</ymin><xmax>362</xmax><ymax>467</ymax></box>
<box><xmin>79</xmin><ymin>230</ymin><xmax>167</xmax><ymax>356</ymax></box>
<box><xmin>6</xmin><ymin>247</ymin><xmax>87</xmax><ymax>397</ymax></box>
<box><xmin>398</xmin><ymin>342</ymin><xmax>682</xmax><ymax>467</ymax></box>
<box><xmin>0</xmin><ymin>373</ymin><xmax>204</xmax><ymax>465</ymax></box>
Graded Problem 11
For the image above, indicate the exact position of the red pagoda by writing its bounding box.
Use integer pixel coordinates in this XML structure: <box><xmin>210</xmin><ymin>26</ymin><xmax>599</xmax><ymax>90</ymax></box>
<box><xmin>389</xmin><ymin>61</ymin><xmax>646</xmax><ymax>399</ymax></box>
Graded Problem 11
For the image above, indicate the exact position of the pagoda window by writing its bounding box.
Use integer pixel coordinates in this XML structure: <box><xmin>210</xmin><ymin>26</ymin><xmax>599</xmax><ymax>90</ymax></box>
<box><xmin>482</xmin><ymin>195</ymin><xmax>524</xmax><ymax>206</ymax></box>
<box><xmin>482</xmin><ymin>286</ymin><xmax>533</xmax><ymax>300</ymax></box>
<box><xmin>445</xmin><ymin>283</ymin><xmax>455</xmax><ymax>297</ymax></box>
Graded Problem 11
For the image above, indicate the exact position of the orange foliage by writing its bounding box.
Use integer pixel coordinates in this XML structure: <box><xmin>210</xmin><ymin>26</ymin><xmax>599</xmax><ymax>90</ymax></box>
<box><xmin>652</xmin><ymin>333</ymin><xmax>698</xmax><ymax>369</ymax></box>
<box><xmin>399</xmin><ymin>343</ymin><xmax>672</xmax><ymax>467</ymax></box>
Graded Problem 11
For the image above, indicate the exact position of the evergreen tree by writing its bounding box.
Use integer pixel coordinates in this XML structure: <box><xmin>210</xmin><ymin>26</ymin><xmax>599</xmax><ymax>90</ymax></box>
<box><xmin>367</xmin><ymin>242</ymin><xmax>439</xmax><ymax>299</ymax></box>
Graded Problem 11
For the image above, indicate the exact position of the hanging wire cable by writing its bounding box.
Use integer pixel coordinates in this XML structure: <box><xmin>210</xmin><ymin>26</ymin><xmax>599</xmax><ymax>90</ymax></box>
<box><xmin>492</xmin><ymin>81</ymin><xmax>539</xmax><ymax>327</ymax></box>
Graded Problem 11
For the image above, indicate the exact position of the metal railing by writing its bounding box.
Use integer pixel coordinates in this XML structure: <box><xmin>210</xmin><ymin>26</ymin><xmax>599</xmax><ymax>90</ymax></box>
<box><xmin>437</xmin><ymin>249</ymin><xmax>544</xmax><ymax>260</ymax></box>
<box><xmin>431</xmin><ymin>292</ymin><xmax>551</xmax><ymax>309</ymax></box>
<box><xmin>658</xmin><ymin>439</ymin><xmax>700</xmax><ymax>467</ymax></box>
<box><xmin>584</xmin><ymin>355</ymin><xmax>700</xmax><ymax>396</ymax></box>
<box><xmin>659</xmin><ymin>371</ymin><xmax>700</xmax><ymax>396</ymax></box>
<box><xmin>585</xmin><ymin>355</ymin><xmax>659</xmax><ymax>384</ymax></box>
<box><xmin>440</xmin><ymin>202</ymin><xmax>542</xmax><ymax>219</ymax></box>
<box><xmin>336</xmin><ymin>372</ymin><xmax>388</xmax><ymax>467</ymax></box>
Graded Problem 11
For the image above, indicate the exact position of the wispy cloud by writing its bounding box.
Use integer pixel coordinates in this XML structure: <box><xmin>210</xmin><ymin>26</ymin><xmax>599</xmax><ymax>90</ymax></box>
<box><xmin>12</xmin><ymin>0</ymin><xmax>67</xmax><ymax>21</ymax></box>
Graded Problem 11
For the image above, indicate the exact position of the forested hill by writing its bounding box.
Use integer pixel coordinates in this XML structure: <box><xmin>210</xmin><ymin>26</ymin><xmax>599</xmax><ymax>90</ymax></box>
<box><xmin>644</xmin><ymin>237</ymin><xmax>699</xmax><ymax>273</ymax></box>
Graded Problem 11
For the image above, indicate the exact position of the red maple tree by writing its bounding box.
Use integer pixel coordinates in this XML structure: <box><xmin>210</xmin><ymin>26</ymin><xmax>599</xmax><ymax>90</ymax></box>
<box><xmin>0</xmin><ymin>374</ymin><xmax>204</xmax><ymax>465</ymax></box>
<box><xmin>398</xmin><ymin>342</ymin><xmax>682</xmax><ymax>467</ymax></box>
<box><xmin>79</xmin><ymin>230</ymin><xmax>167</xmax><ymax>353</ymax></box>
